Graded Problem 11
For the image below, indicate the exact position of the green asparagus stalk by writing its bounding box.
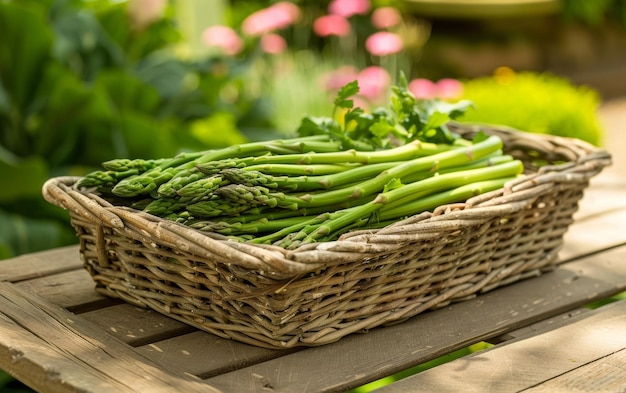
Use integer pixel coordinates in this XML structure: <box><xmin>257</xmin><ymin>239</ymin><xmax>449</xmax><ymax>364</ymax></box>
<box><xmin>221</xmin><ymin>152</ymin><xmax>512</xmax><ymax>193</ymax></box>
<box><xmin>143</xmin><ymin>197</ymin><xmax>187</xmax><ymax>216</ymax></box>
<box><xmin>291</xmin><ymin>134</ymin><xmax>504</xmax><ymax>208</ymax></box>
<box><xmin>400</xmin><ymin>153</ymin><xmax>512</xmax><ymax>184</ymax></box>
<box><xmin>101</xmin><ymin>158</ymin><xmax>169</xmax><ymax>172</ymax></box>
<box><xmin>173</xmin><ymin>175</ymin><xmax>225</xmax><ymax>198</ymax></box>
<box><xmin>253</xmin><ymin>159</ymin><xmax>523</xmax><ymax>247</ymax></box>
<box><xmin>174</xmin><ymin>177</ymin><xmax>508</xmax><ymax>237</ymax></box>
<box><xmin>184</xmin><ymin>199</ymin><xmax>262</xmax><ymax>218</ymax></box>
<box><xmin>242</xmin><ymin>163</ymin><xmax>361</xmax><ymax>175</ymax></box>
<box><xmin>155</xmin><ymin>136</ymin><xmax>344</xmax><ymax>198</ymax></box>
<box><xmin>245</xmin><ymin>138</ymin><xmax>464</xmax><ymax>166</ymax></box>
<box><xmin>111</xmin><ymin>135</ymin><xmax>332</xmax><ymax>197</ymax></box>
<box><xmin>378</xmin><ymin>176</ymin><xmax>516</xmax><ymax>221</ymax></box>
<box><xmin>188</xmin><ymin>135</ymin><xmax>502</xmax><ymax>214</ymax></box>
<box><xmin>76</xmin><ymin>169</ymin><xmax>139</xmax><ymax>192</ymax></box>
<box><xmin>188</xmin><ymin>216</ymin><xmax>312</xmax><ymax>235</ymax></box>
<box><xmin>190</xmin><ymin>139</ymin><xmax>459</xmax><ymax>180</ymax></box>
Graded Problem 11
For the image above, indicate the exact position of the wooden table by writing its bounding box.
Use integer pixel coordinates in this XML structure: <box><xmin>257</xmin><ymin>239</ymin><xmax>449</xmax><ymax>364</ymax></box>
<box><xmin>2</xmin><ymin>172</ymin><xmax>626</xmax><ymax>393</ymax></box>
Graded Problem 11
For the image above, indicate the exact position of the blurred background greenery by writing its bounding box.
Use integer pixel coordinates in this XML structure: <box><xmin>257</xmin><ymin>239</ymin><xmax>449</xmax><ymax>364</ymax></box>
<box><xmin>1</xmin><ymin>0</ymin><xmax>623</xmax><ymax>261</ymax></box>
<box><xmin>1</xmin><ymin>0</ymin><xmax>625</xmax><ymax>391</ymax></box>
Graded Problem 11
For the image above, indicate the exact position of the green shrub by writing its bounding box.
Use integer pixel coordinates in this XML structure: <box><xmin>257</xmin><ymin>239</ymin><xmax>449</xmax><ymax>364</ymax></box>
<box><xmin>561</xmin><ymin>0</ymin><xmax>626</xmax><ymax>27</ymax></box>
<box><xmin>0</xmin><ymin>0</ymin><xmax>260</xmax><ymax>258</ymax></box>
<box><xmin>458</xmin><ymin>70</ymin><xmax>604</xmax><ymax>145</ymax></box>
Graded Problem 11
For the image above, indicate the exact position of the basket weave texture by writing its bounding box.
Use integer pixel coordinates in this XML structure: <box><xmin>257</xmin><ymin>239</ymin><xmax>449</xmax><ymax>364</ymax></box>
<box><xmin>43</xmin><ymin>125</ymin><xmax>611</xmax><ymax>348</ymax></box>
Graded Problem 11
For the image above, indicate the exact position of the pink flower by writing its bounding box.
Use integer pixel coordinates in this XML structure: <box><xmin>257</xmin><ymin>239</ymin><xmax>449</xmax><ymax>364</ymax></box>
<box><xmin>408</xmin><ymin>78</ymin><xmax>464</xmax><ymax>100</ymax></box>
<box><xmin>408</xmin><ymin>78</ymin><xmax>437</xmax><ymax>99</ymax></box>
<box><xmin>272</xmin><ymin>1</ymin><xmax>302</xmax><ymax>23</ymax></box>
<box><xmin>365</xmin><ymin>31</ymin><xmax>403</xmax><ymax>56</ymax></box>
<box><xmin>261</xmin><ymin>33</ymin><xmax>287</xmax><ymax>55</ymax></box>
<box><xmin>350</xmin><ymin>95</ymin><xmax>371</xmax><ymax>112</ymax></box>
<box><xmin>328</xmin><ymin>0</ymin><xmax>371</xmax><ymax>17</ymax></box>
<box><xmin>371</xmin><ymin>7</ymin><xmax>402</xmax><ymax>29</ymax></box>
<box><xmin>357</xmin><ymin>66</ymin><xmax>391</xmax><ymax>101</ymax></box>
<box><xmin>313</xmin><ymin>14</ymin><xmax>351</xmax><ymax>37</ymax></box>
<box><xmin>322</xmin><ymin>66</ymin><xmax>360</xmax><ymax>91</ymax></box>
<box><xmin>436</xmin><ymin>78</ymin><xmax>464</xmax><ymax>99</ymax></box>
<box><xmin>242</xmin><ymin>2</ymin><xmax>301</xmax><ymax>36</ymax></box>
<box><xmin>127</xmin><ymin>0</ymin><xmax>166</xmax><ymax>30</ymax></box>
<box><xmin>201</xmin><ymin>25</ymin><xmax>244</xmax><ymax>56</ymax></box>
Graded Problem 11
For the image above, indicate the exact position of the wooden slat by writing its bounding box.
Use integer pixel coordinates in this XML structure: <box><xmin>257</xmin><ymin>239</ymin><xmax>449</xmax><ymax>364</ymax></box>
<box><xmin>0</xmin><ymin>311</ymin><xmax>132</xmax><ymax>393</ymax></box>
<box><xmin>136</xmin><ymin>331</ymin><xmax>295</xmax><ymax>378</ymax></box>
<box><xmin>377</xmin><ymin>299</ymin><xmax>626</xmax><ymax>392</ymax></box>
<box><xmin>80</xmin><ymin>303</ymin><xmax>196</xmax><ymax>346</ymax></box>
<box><xmin>524</xmin><ymin>348</ymin><xmax>626</xmax><ymax>392</ymax></box>
<box><xmin>559</xmin><ymin>178</ymin><xmax>626</xmax><ymax>261</ymax></box>
<box><xmin>560</xmin><ymin>203</ymin><xmax>626</xmax><ymax>261</ymax></box>
<box><xmin>489</xmin><ymin>307</ymin><xmax>591</xmax><ymax>343</ymax></box>
<box><xmin>15</xmin><ymin>269</ymin><xmax>115</xmax><ymax>312</ymax></box>
<box><xmin>203</xmin><ymin>244</ymin><xmax>626</xmax><ymax>393</ymax></box>
<box><xmin>0</xmin><ymin>281</ymin><xmax>220</xmax><ymax>393</ymax></box>
<box><xmin>575</xmin><ymin>186</ymin><xmax>626</xmax><ymax>220</ymax></box>
<box><xmin>0</xmin><ymin>245</ymin><xmax>82</xmax><ymax>282</ymax></box>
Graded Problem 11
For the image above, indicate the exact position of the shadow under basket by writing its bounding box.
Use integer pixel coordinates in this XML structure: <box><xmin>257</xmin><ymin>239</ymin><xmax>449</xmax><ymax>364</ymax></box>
<box><xmin>42</xmin><ymin>124</ymin><xmax>612</xmax><ymax>349</ymax></box>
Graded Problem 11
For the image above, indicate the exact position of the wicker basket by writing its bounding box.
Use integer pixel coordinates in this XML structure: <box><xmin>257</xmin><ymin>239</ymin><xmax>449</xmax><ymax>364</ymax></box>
<box><xmin>42</xmin><ymin>124</ymin><xmax>611</xmax><ymax>348</ymax></box>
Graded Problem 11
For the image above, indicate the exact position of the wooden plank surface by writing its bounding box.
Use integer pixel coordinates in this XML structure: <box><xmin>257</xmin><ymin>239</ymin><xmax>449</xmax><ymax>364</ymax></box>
<box><xmin>0</xmin><ymin>281</ymin><xmax>220</xmax><ymax>393</ymax></box>
<box><xmin>377</xmin><ymin>299</ymin><xmax>626</xmax><ymax>393</ymax></box>
<box><xmin>136</xmin><ymin>331</ymin><xmax>295</xmax><ymax>378</ymax></box>
<box><xmin>203</xmin><ymin>244</ymin><xmax>626</xmax><ymax>393</ymax></box>
<box><xmin>0</xmin><ymin>173</ymin><xmax>623</xmax><ymax>393</ymax></box>
<box><xmin>490</xmin><ymin>307</ymin><xmax>591</xmax><ymax>343</ymax></box>
<box><xmin>14</xmin><ymin>269</ymin><xmax>115</xmax><ymax>312</ymax></box>
<box><xmin>560</xmin><ymin>177</ymin><xmax>626</xmax><ymax>261</ymax></box>
<box><xmin>524</xmin><ymin>348</ymin><xmax>626</xmax><ymax>392</ymax></box>
<box><xmin>80</xmin><ymin>303</ymin><xmax>196</xmax><ymax>346</ymax></box>
<box><xmin>0</xmin><ymin>245</ymin><xmax>82</xmax><ymax>282</ymax></box>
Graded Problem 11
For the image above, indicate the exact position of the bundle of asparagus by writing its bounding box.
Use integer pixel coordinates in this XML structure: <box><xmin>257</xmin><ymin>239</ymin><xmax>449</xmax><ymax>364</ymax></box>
<box><xmin>77</xmin><ymin>78</ymin><xmax>524</xmax><ymax>249</ymax></box>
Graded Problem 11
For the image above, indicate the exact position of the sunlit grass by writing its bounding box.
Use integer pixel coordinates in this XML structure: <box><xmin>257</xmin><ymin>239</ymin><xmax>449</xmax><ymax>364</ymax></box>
<box><xmin>585</xmin><ymin>290</ymin><xmax>626</xmax><ymax>309</ymax></box>
<box><xmin>265</xmin><ymin>51</ymin><xmax>336</xmax><ymax>135</ymax></box>
<box><xmin>348</xmin><ymin>341</ymin><xmax>493</xmax><ymax>392</ymax></box>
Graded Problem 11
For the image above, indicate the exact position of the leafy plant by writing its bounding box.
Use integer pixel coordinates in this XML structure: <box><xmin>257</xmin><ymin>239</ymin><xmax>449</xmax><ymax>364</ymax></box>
<box><xmin>561</xmin><ymin>0</ymin><xmax>626</xmax><ymax>27</ymax></box>
<box><xmin>0</xmin><ymin>0</ymin><xmax>263</xmax><ymax>258</ymax></box>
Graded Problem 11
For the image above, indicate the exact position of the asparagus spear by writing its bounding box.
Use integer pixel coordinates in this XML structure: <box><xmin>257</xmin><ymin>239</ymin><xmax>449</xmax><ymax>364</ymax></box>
<box><xmin>220</xmin><ymin>152</ymin><xmax>512</xmax><ymax>192</ymax></box>
<box><xmin>221</xmin><ymin>135</ymin><xmax>503</xmax><ymax>210</ymax></box>
<box><xmin>110</xmin><ymin>135</ymin><xmax>332</xmax><ymax>197</ymax></box>
<box><xmin>253</xmin><ymin>159</ymin><xmax>523</xmax><ymax>248</ymax></box>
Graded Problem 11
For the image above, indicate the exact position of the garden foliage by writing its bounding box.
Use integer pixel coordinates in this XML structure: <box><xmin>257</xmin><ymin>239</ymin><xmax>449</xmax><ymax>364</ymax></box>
<box><xmin>0</xmin><ymin>0</ymin><xmax>607</xmax><ymax>259</ymax></box>
<box><xmin>0</xmin><ymin>0</ymin><xmax>257</xmax><ymax>258</ymax></box>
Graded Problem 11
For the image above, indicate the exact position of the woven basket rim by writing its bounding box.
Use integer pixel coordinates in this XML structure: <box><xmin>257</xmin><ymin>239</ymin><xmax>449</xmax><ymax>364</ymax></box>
<box><xmin>42</xmin><ymin>126</ymin><xmax>612</xmax><ymax>279</ymax></box>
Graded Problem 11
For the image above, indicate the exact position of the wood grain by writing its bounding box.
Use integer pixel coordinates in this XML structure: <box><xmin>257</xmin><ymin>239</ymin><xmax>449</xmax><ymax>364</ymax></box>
<box><xmin>15</xmin><ymin>269</ymin><xmax>115</xmax><ymax>312</ymax></box>
<box><xmin>0</xmin><ymin>245</ymin><xmax>82</xmax><ymax>282</ymax></box>
<box><xmin>80</xmin><ymin>303</ymin><xmax>196</xmax><ymax>346</ymax></box>
<box><xmin>136</xmin><ymin>330</ymin><xmax>295</xmax><ymax>378</ymax></box>
<box><xmin>0</xmin><ymin>281</ymin><xmax>221</xmax><ymax>393</ymax></box>
<box><xmin>377</xmin><ymin>299</ymin><xmax>626</xmax><ymax>392</ymax></box>
<box><xmin>524</xmin><ymin>347</ymin><xmax>626</xmax><ymax>392</ymax></box>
